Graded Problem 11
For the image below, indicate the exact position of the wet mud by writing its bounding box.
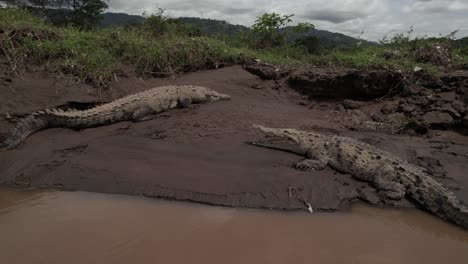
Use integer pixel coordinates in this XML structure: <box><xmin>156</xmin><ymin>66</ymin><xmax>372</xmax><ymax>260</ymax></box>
<box><xmin>0</xmin><ymin>65</ymin><xmax>468</xmax><ymax>218</ymax></box>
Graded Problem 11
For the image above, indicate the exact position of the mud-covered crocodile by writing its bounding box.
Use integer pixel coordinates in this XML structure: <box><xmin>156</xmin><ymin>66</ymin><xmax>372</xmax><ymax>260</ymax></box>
<box><xmin>250</xmin><ymin>125</ymin><xmax>468</xmax><ymax>229</ymax></box>
<box><xmin>1</xmin><ymin>85</ymin><xmax>230</xmax><ymax>151</ymax></box>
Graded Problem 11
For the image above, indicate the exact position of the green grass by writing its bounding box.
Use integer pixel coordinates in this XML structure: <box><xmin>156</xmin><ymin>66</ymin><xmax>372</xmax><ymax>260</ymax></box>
<box><xmin>0</xmin><ymin>8</ymin><xmax>251</xmax><ymax>87</ymax></box>
<box><xmin>454</xmin><ymin>47</ymin><xmax>468</xmax><ymax>64</ymax></box>
<box><xmin>1</xmin><ymin>8</ymin><xmax>465</xmax><ymax>88</ymax></box>
<box><xmin>312</xmin><ymin>46</ymin><xmax>439</xmax><ymax>73</ymax></box>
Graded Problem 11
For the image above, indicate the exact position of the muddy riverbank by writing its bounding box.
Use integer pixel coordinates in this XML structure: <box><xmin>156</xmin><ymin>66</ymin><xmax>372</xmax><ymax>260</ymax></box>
<box><xmin>1</xmin><ymin>65</ymin><xmax>468</xmax><ymax>218</ymax></box>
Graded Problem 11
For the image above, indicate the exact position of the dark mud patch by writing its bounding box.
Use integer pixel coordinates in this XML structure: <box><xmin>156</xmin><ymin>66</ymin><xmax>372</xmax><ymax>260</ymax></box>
<box><xmin>288</xmin><ymin>68</ymin><xmax>405</xmax><ymax>99</ymax></box>
<box><xmin>244</xmin><ymin>63</ymin><xmax>405</xmax><ymax>99</ymax></box>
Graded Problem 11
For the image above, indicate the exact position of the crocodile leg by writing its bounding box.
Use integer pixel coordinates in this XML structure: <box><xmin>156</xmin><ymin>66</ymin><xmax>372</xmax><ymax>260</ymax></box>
<box><xmin>132</xmin><ymin>106</ymin><xmax>155</xmax><ymax>122</ymax></box>
<box><xmin>378</xmin><ymin>184</ymin><xmax>406</xmax><ymax>200</ymax></box>
<box><xmin>294</xmin><ymin>147</ymin><xmax>329</xmax><ymax>171</ymax></box>
<box><xmin>294</xmin><ymin>158</ymin><xmax>328</xmax><ymax>171</ymax></box>
<box><xmin>178</xmin><ymin>97</ymin><xmax>193</xmax><ymax>108</ymax></box>
<box><xmin>374</xmin><ymin>165</ymin><xmax>406</xmax><ymax>201</ymax></box>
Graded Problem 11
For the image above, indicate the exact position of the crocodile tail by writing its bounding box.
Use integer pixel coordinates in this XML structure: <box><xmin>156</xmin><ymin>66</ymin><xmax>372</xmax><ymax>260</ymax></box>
<box><xmin>0</xmin><ymin>112</ymin><xmax>49</xmax><ymax>151</ymax></box>
<box><xmin>437</xmin><ymin>193</ymin><xmax>468</xmax><ymax>230</ymax></box>
<box><xmin>413</xmin><ymin>183</ymin><xmax>468</xmax><ymax>229</ymax></box>
<box><xmin>453</xmin><ymin>208</ymin><xmax>468</xmax><ymax>229</ymax></box>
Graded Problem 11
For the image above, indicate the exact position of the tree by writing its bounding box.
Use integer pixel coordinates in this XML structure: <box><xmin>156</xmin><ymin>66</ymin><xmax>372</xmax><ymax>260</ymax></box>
<box><xmin>68</xmin><ymin>0</ymin><xmax>108</xmax><ymax>29</ymax></box>
<box><xmin>6</xmin><ymin>0</ymin><xmax>108</xmax><ymax>29</ymax></box>
<box><xmin>141</xmin><ymin>8</ymin><xmax>171</xmax><ymax>36</ymax></box>
<box><xmin>294</xmin><ymin>22</ymin><xmax>315</xmax><ymax>33</ymax></box>
<box><xmin>294</xmin><ymin>36</ymin><xmax>321</xmax><ymax>54</ymax></box>
<box><xmin>251</xmin><ymin>13</ymin><xmax>314</xmax><ymax>48</ymax></box>
<box><xmin>252</xmin><ymin>13</ymin><xmax>293</xmax><ymax>48</ymax></box>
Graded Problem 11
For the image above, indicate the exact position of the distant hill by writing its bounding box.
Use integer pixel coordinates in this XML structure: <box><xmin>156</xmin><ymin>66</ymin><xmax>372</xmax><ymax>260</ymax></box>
<box><xmin>282</xmin><ymin>27</ymin><xmax>357</xmax><ymax>42</ymax></box>
<box><xmin>456</xmin><ymin>36</ymin><xmax>468</xmax><ymax>45</ymax></box>
<box><xmin>172</xmin><ymin>17</ymin><xmax>248</xmax><ymax>36</ymax></box>
<box><xmin>173</xmin><ymin>17</ymin><xmax>365</xmax><ymax>47</ymax></box>
<box><xmin>100</xmin><ymin>12</ymin><xmax>144</xmax><ymax>27</ymax></box>
<box><xmin>99</xmin><ymin>13</ymin><xmax>362</xmax><ymax>47</ymax></box>
<box><xmin>280</xmin><ymin>26</ymin><xmax>366</xmax><ymax>48</ymax></box>
<box><xmin>100</xmin><ymin>13</ymin><xmax>248</xmax><ymax>35</ymax></box>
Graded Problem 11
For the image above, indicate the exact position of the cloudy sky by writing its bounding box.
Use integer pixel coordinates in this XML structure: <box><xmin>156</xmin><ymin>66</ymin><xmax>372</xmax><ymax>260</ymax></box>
<box><xmin>106</xmin><ymin>0</ymin><xmax>468</xmax><ymax>41</ymax></box>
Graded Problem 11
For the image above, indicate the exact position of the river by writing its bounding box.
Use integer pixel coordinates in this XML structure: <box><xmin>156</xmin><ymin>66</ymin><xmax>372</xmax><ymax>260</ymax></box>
<box><xmin>1</xmin><ymin>187</ymin><xmax>467</xmax><ymax>264</ymax></box>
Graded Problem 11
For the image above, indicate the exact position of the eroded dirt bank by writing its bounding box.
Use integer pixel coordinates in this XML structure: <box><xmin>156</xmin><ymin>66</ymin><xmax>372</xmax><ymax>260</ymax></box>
<box><xmin>1</xmin><ymin>65</ymin><xmax>468</xmax><ymax>213</ymax></box>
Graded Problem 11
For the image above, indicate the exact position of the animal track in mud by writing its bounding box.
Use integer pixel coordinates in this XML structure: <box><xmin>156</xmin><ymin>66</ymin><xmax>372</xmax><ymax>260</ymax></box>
<box><xmin>54</xmin><ymin>144</ymin><xmax>88</xmax><ymax>157</ymax></box>
<box><xmin>144</xmin><ymin>130</ymin><xmax>168</xmax><ymax>140</ymax></box>
<box><xmin>13</xmin><ymin>173</ymin><xmax>31</xmax><ymax>186</ymax></box>
<box><xmin>113</xmin><ymin>124</ymin><xmax>132</xmax><ymax>135</ymax></box>
<box><xmin>36</xmin><ymin>145</ymin><xmax>90</xmax><ymax>172</ymax></box>
<box><xmin>38</xmin><ymin>160</ymin><xmax>66</xmax><ymax>170</ymax></box>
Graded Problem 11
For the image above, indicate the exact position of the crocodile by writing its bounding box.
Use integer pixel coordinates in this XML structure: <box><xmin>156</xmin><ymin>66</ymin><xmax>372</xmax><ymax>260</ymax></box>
<box><xmin>250</xmin><ymin>125</ymin><xmax>468</xmax><ymax>229</ymax></box>
<box><xmin>0</xmin><ymin>85</ymin><xmax>230</xmax><ymax>151</ymax></box>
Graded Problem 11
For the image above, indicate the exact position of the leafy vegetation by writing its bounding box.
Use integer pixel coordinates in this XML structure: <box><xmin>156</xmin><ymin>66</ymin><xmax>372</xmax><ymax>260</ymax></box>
<box><xmin>102</xmin><ymin>14</ymin><xmax>362</xmax><ymax>49</ymax></box>
<box><xmin>7</xmin><ymin>0</ymin><xmax>109</xmax><ymax>29</ymax></box>
<box><xmin>0</xmin><ymin>7</ymin><xmax>250</xmax><ymax>88</ymax></box>
<box><xmin>0</xmin><ymin>7</ymin><xmax>467</xmax><ymax>90</ymax></box>
<box><xmin>139</xmin><ymin>9</ymin><xmax>202</xmax><ymax>37</ymax></box>
<box><xmin>173</xmin><ymin>17</ymin><xmax>247</xmax><ymax>37</ymax></box>
<box><xmin>251</xmin><ymin>13</ymin><xmax>313</xmax><ymax>48</ymax></box>
<box><xmin>251</xmin><ymin>13</ymin><xmax>294</xmax><ymax>48</ymax></box>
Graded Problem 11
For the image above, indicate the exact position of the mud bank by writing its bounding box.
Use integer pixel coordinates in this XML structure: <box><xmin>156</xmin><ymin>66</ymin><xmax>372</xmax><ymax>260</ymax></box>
<box><xmin>1</xmin><ymin>65</ymin><xmax>468</xmax><ymax>215</ymax></box>
<box><xmin>246</xmin><ymin>63</ymin><xmax>468</xmax><ymax>135</ymax></box>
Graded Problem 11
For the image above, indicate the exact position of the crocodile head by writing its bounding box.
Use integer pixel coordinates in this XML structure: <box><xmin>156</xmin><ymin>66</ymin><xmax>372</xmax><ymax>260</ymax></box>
<box><xmin>182</xmin><ymin>86</ymin><xmax>231</xmax><ymax>103</ymax></box>
<box><xmin>249</xmin><ymin>125</ymin><xmax>309</xmax><ymax>155</ymax></box>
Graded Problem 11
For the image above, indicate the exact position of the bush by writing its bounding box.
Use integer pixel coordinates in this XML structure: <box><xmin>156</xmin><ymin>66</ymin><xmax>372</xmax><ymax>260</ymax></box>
<box><xmin>294</xmin><ymin>36</ymin><xmax>321</xmax><ymax>54</ymax></box>
<box><xmin>8</xmin><ymin>0</ymin><xmax>108</xmax><ymax>30</ymax></box>
<box><xmin>0</xmin><ymin>8</ymin><xmax>250</xmax><ymax>88</ymax></box>
<box><xmin>251</xmin><ymin>13</ymin><xmax>293</xmax><ymax>48</ymax></box>
<box><xmin>138</xmin><ymin>9</ymin><xmax>202</xmax><ymax>38</ymax></box>
<box><xmin>250</xmin><ymin>13</ymin><xmax>314</xmax><ymax>49</ymax></box>
<box><xmin>378</xmin><ymin>28</ymin><xmax>460</xmax><ymax>66</ymax></box>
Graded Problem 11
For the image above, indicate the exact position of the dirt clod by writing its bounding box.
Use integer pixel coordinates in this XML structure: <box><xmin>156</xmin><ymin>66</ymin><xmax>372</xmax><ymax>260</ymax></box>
<box><xmin>422</xmin><ymin>111</ymin><xmax>454</xmax><ymax>127</ymax></box>
<box><xmin>342</xmin><ymin>100</ymin><xmax>365</xmax><ymax>110</ymax></box>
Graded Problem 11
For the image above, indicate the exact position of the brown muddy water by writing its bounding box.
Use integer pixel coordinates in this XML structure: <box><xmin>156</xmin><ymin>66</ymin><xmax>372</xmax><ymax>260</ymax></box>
<box><xmin>1</xmin><ymin>188</ymin><xmax>468</xmax><ymax>264</ymax></box>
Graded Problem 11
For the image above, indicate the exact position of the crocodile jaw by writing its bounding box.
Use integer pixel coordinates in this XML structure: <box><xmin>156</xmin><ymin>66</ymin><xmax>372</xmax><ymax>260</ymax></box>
<box><xmin>206</xmin><ymin>90</ymin><xmax>231</xmax><ymax>101</ymax></box>
<box><xmin>253</xmin><ymin>125</ymin><xmax>301</xmax><ymax>143</ymax></box>
<box><xmin>251</xmin><ymin>125</ymin><xmax>306</xmax><ymax>155</ymax></box>
<box><xmin>249</xmin><ymin>138</ymin><xmax>307</xmax><ymax>156</ymax></box>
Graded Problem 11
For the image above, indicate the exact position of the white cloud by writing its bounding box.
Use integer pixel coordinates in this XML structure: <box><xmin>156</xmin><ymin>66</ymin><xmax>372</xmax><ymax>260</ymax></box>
<box><xmin>107</xmin><ymin>0</ymin><xmax>468</xmax><ymax>41</ymax></box>
<box><xmin>405</xmin><ymin>0</ymin><xmax>468</xmax><ymax>13</ymax></box>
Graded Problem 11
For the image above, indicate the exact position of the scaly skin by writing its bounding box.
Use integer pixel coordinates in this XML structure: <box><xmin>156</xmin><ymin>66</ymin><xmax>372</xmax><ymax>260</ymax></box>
<box><xmin>1</xmin><ymin>85</ymin><xmax>230</xmax><ymax>151</ymax></box>
<box><xmin>251</xmin><ymin>125</ymin><xmax>468</xmax><ymax>229</ymax></box>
